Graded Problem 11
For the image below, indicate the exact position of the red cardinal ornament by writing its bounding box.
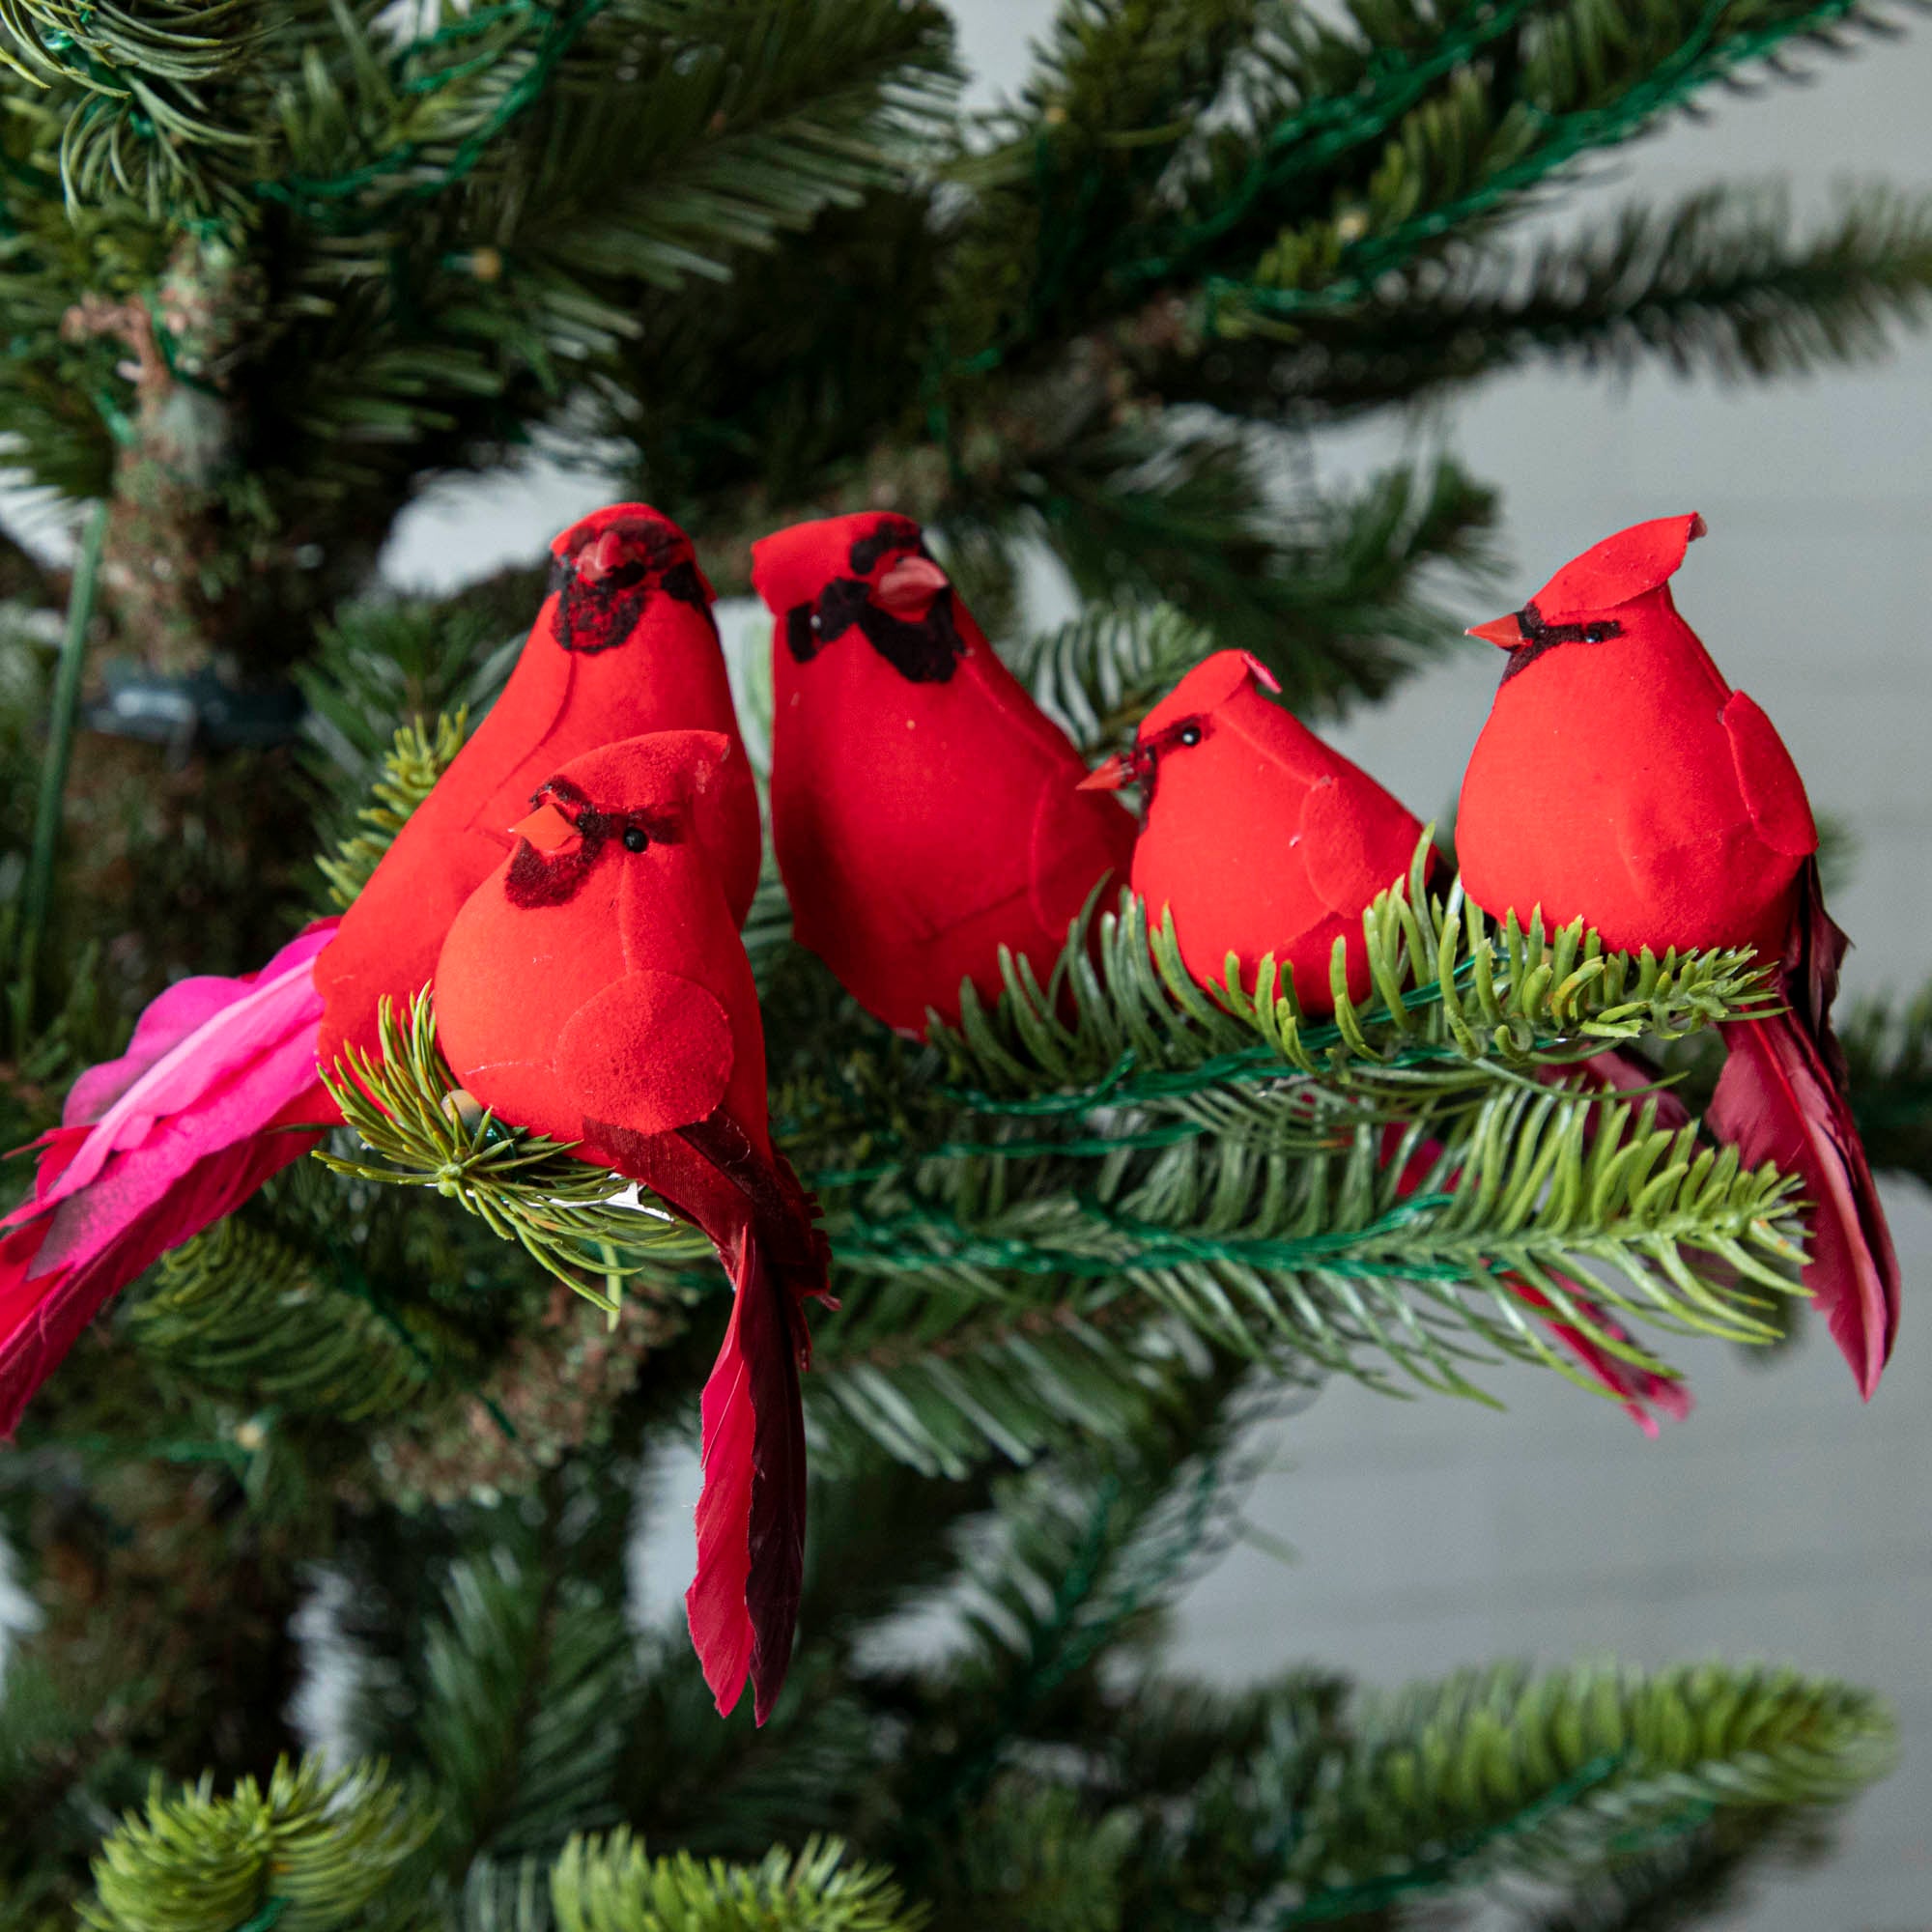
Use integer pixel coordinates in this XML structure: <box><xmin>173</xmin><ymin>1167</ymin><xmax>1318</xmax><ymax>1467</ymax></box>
<box><xmin>1081</xmin><ymin>651</ymin><xmax>1429</xmax><ymax>1010</ymax></box>
<box><xmin>0</xmin><ymin>505</ymin><xmax>759</xmax><ymax>1441</ymax></box>
<box><xmin>316</xmin><ymin>502</ymin><xmax>760</xmax><ymax>1069</ymax></box>
<box><xmin>750</xmin><ymin>513</ymin><xmax>1136</xmax><ymax>1034</ymax></box>
<box><xmin>434</xmin><ymin>731</ymin><xmax>825</xmax><ymax>1724</ymax></box>
<box><xmin>1456</xmin><ymin>514</ymin><xmax>1899</xmax><ymax>1397</ymax></box>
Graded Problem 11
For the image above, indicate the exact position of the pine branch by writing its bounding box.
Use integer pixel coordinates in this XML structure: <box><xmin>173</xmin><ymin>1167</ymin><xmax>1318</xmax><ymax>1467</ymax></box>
<box><xmin>1517</xmin><ymin>1806</ymin><xmax>1835</xmax><ymax>1932</ymax></box>
<box><xmin>1265</xmin><ymin>1661</ymin><xmax>1894</xmax><ymax>1918</ymax></box>
<box><xmin>1179</xmin><ymin>185</ymin><xmax>1932</xmax><ymax>413</ymax></box>
<box><xmin>125</xmin><ymin>1213</ymin><xmax>433</xmax><ymax>1424</ymax></box>
<box><xmin>930</xmin><ymin>848</ymin><xmax>1774</xmax><ymax>1112</ymax></box>
<box><xmin>81</xmin><ymin>1753</ymin><xmax>435</xmax><ymax>1932</ymax></box>
<box><xmin>1009</xmin><ymin>439</ymin><xmax>1499</xmax><ymax>716</ymax></box>
<box><xmin>825</xmin><ymin>1082</ymin><xmax>1797</xmax><ymax>1408</ymax></box>
<box><xmin>419</xmin><ymin>1539</ymin><xmax>640</xmax><ymax>1865</ymax></box>
<box><xmin>516</xmin><ymin>0</ymin><xmax>959</xmax><ymax>296</ymax></box>
<box><xmin>1840</xmin><ymin>974</ymin><xmax>1932</xmax><ymax>1188</ymax></box>
<box><xmin>313</xmin><ymin>710</ymin><xmax>469</xmax><ymax>910</ymax></box>
<box><xmin>808</xmin><ymin>1292</ymin><xmax>1229</xmax><ymax>1482</ymax></box>
<box><xmin>930</xmin><ymin>1777</ymin><xmax>1139</xmax><ymax>1932</ymax></box>
<box><xmin>549</xmin><ymin>1830</ymin><xmax>922</xmax><ymax>1932</ymax></box>
<box><xmin>941</xmin><ymin>0</ymin><xmax>1260</xmax><ymax>360</ymax></box>
<box><xmin>1007</xmin><ymin>601</ymin><xmax>1222</xmax><ymax>753</ymax></box>
<box><xmin>891</xmin><ymin>1386</ymin><xmax>1264</xmax><ymax>1824</ymax></box>
<box><xmin>312</xmin><ymin>852</ymin><xmax>1799</xmax><ymax>1432</ymax></box>
<box><xmin>315</xmin><ymin>992</ymin><xmax>714</xmax><ymax>1312</ymax></box>
<box><xmin>1217</xmin><ymin>0</ymin><xmax>1905</xmax><ymax>328</ymax></box>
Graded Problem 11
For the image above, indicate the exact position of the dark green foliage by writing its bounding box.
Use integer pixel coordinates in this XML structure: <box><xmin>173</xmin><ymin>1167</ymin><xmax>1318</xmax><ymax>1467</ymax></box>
<box><xmin>128</xmin><ymin>1214</ymin><xmax>434</xmax><ymax>1424</ymax></box>
<box><xmin>1843</xmin><ymin>975</ymin><xmax>1932</xmax><ymax>1189</ymax></box>
<box><xmin>1201</xmin><ymin>185</ymin><xmax>1932</xmax><ymax>415</ymax></box>
<box><xmin>1519</xmin><ymin>1806</ymin><xmax>1835</xmax><ymax>1932</ymax></box>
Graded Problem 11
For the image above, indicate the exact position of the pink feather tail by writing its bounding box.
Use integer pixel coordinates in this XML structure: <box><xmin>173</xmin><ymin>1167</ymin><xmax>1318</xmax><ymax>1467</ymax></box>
<box><xmin>686</xmin><ymin>1223</ymin><xmax>808</xmax><ymax>1724</ymax></box>
<box><xmin>1707</xmin><ymin>861</ymin><xmax>1899</xmax><ymax>1399</ymax></box>
<box><xmin>0</xmin><ymin>923</ymin><xmax>341</xmax><ymax>1436</ymax></box>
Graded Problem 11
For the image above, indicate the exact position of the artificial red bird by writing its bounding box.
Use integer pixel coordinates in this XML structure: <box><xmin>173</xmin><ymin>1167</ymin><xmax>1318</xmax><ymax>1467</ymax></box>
<box><xmin>0</xmin><ymin>504</ymin><xmax>759</xmax><ymax>1438</ymax></box>
<box><xmin>1081</xmin><ymin>649</ymin><xmax>1429</xmax><ymax>1011</ymax></box>
<box><xmin>1456</xmin><ymin>513</ymin><xmax>1899</xmax><ymax>1397</ymax></box>
<box><xmin>317</xmin><ymin>502</ymin><xmax>760</xmax><ymax>1067</ymax></box>
<box><xmin>750</xmin><ymin>513</ymin><xmax>1136</xmax><ymax>1034</ymax></box>
<box><xmin>433</xmin><ymin>731</ymin><xmax>825</xmax><ymax>1724</ymax></box>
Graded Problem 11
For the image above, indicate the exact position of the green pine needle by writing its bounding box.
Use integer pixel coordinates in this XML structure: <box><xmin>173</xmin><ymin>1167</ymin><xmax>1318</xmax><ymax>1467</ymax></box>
<box><xmin>1276</xmin><ymin>1661</ymin><xmax>1898</xmax><ymax>1916</ymax></box>
<box><xmin>931</xmin><ymin>837</ymin><xmax>1778</xmax><ymax>1111</ymax></box>
<box><xmin>315</xmin><ymin>991</ymin><xmax>713</xmax><ymax>1313</ymax></box>
<box><xmin>316</xmin><ymin>709</ymin><xmax>469</xmax><ymax>910</ymax></box>
<box><xmin>83</xmin><ymin>1754</ymin><xmax>436</xmax><ymax>1932</ymax></box>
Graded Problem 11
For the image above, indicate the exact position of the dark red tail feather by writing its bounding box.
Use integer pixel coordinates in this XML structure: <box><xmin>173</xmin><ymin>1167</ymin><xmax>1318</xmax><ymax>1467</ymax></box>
<box><xmin>1708</xmin><ymin>861</ymin><xmax>1899</xmax><ymax>1398</ymax></box>
<box><xmin>1711</xmin><ymin>1009</ymin><xmax>1898</xmax><ymax>1398</ymax></box>
<box><xmin>685</xmin><ymin>1221</ymin><xmax>810</xmax><ymax>1724</ymax></box>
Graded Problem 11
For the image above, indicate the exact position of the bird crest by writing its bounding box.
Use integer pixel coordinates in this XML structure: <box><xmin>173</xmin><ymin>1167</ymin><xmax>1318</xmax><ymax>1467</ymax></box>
<box><xmin>1532</xmin><ymin>513</ymin><xmax>1706</xmax><ymax>621</ymax></box>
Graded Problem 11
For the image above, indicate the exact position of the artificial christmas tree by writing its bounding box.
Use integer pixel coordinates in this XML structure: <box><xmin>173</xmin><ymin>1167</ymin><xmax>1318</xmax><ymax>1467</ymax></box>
<box><xmin>0</xmin><ymin>1</ymin><xmax>1926</xmax><ymax>1926</ymax></box>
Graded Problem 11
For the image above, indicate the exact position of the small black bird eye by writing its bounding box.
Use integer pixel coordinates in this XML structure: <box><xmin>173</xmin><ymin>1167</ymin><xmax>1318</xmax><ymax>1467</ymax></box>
<box><xmin>1178</xmin><ymin>724</ymin><xmax>1202</xmax><ymax>748</ymax></box>
<box><xmin>809</xmin><ymin>611</ymin><xmax>822</xmax><ymax>632</ymax></box>
<box><xmin>622</xmin><ymin>826</ymin><xmax>649</xmax><ymax>853</ymax></box>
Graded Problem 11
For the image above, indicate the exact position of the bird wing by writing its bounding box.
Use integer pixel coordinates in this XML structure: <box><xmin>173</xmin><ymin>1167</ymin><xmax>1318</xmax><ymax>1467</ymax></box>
<box><xmin>1296</xmin><ymin>772</ymin><xmax>1423</xmax><ymax>923</ymax></box>
<box><xmin>554</xmin><ymin>969</ymin><xmax>734</xmax><ymax>1139</ymax></box>
<box><xmin>1719</xmin><ymin>690</ymin><xmax>1817</xmax><ymax>859</ymax></box>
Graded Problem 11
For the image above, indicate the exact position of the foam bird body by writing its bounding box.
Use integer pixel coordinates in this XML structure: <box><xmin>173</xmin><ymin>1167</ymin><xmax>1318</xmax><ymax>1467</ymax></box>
<box><xmin>752</xmin><ymin>513</ymin><xmax>1136</xmax><ymax>1033</ymax></box>
<box><xmin>434</xmin><ymin>732</ymin><xmax>824</xmax><ymax>1725</ymax></box>
<box><xmin>1456</xmin><ymin>514</ymin><xmax>1899</xmax><ymax>1396</ymax></box>
<box><xmin>317</xmin><ymin>503</ymin><xmax>759</xmax><ymax>1067</ymax></box>
<box><xmin>1</xmin><ymin>505</ymin><xmax>757</xmax><ymax>1438</ymax></box>
<box><xmin>1083</xmin><ymin>651</ymin><xmax>1428</xmax><ymax>1011</ymax></box>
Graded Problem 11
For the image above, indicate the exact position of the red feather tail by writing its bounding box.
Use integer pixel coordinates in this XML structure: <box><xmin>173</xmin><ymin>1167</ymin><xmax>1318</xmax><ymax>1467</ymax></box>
<box><xmin>686</xmin><ymin>1222</ymin><xmax>809</xmax><ymax>1724</ymax></box>
<box><xmin>1711</xmin><ymin>1009</ymin><xmax>1899</xmax><ymax>1399</ymax></box>
<box><xmin>1707</xmin><ymin>861</ymin><xmax>1898</xmax><ymax>1398</ymax></box>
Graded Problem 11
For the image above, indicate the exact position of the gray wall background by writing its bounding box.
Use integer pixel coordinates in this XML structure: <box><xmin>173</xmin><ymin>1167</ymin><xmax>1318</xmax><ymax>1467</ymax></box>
<box><xmin>384</xmin><ymin>13</ymin><xmax>1932</xmax><ymax>1927</ymax></box>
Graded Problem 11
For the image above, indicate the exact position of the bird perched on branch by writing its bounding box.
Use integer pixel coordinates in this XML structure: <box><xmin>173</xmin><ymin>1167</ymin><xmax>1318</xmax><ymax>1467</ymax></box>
<box><xmin>0</xmin><ymin>505</ymin><xmax>758</xmax><ymax>1438</ymax></box>
<box><xmin>1456</xmin><ymin>513</ymin><xmax>1898</xmax><ymax>1397</ymax></box>
<box><xmin>1081</xmin><ymin>649</ymin><xmax>1429</xmax><ymax>1011</ymax></box>
<box><xmin>752</xmin><ymin>512</ymin><xmax>1136</xmax><ymax>1034</ymax></box>
<box><xmin>434</xmin><ymin>730</ymin><xmax>826</xmax><ymax>1725</ymax></box>
<box><xmin>317</xmin><ymin>503</ymin><xmax>759</xmax><ymax>1066</ymax></box>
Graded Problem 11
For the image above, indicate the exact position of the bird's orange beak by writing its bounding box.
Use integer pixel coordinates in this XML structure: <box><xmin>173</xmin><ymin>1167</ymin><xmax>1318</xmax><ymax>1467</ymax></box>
<box><xmin>1466</xmin><ymin>613</ymin><xmax>1524</xmax><ymax>648</ymax></box>
<box><xmin>1078</xmin><ymin>753</ymin><xmax>1135</xmax><ymax>792</ymax></box>
<box><xmin>874</xmin><ymin>554</ymin><xmax>950</xmax><ymax>615</ymax></box>
<box><xmin>510</xmin><ymin>802</ymin><xmax>582</xmax><ymax>853</ymax></box>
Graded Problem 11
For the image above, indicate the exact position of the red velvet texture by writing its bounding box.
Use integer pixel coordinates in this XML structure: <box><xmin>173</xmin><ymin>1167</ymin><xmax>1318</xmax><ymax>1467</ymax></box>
<box><xmin>316</xmin><ymin>503</ymin><xmax>760</xmax><ymax>1071</ymax></box>
<box><xmin>752</xmin><ymin>513</ymin><xmax>1136</xmax><ymax>1035</ymax></box>
<box><xmin>1126</xmin><ymin>652</ymin><xmax>1428</xmax><ymax>1012</ymax></box>
<box><xmin>1458</xmin><ymin>514</ymin><xmax>1810</xmax><ymax>956</ymax></box>
<box><xmin>434</xmin><ymin>732</ymin><xmax>822</xmax><ymax>1724</ymax></box>
<box><xmin>1457</xmin><ymin>515</ymin><xmax>1899</xmax><ymax>1395</ymax></box>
